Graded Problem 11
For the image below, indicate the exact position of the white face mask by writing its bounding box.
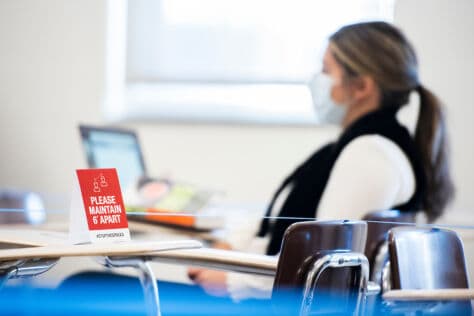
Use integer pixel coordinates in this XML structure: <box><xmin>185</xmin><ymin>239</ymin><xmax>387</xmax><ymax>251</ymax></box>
<box><xmin>308</xmin><ymin>73</ymin><xmax>347</xmax><ymax>125</ymax></box>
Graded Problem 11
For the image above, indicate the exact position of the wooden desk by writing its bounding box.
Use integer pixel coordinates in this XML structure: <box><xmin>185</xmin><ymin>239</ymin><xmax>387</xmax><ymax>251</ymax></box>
<box><xmin>0</xmin><ymin>228</ymin><xmax>278</xmax><ymax>283</ymax></box>
<box><xmin>383</xmin><ymin>289</ymin><xmax>474</xmax><ymax>301</ymax></box>
<box><xmin>0</xmin><ymin>240</ymin><xmax>202</xmax><ymax>261</ymax></box>
<box><xmin>151</xmin><ymin>248</ymin><xmax>277</xmax><ymax>276</ymax></box>
<box><xmin>0</xmin><ymin>235</ymin><xmax>203</xmax><ymax>316</ymax></box>
<box><xmin>0</xmin><ymin>228</ymin><xmax>277</xmax><ymax>276</ymax></box>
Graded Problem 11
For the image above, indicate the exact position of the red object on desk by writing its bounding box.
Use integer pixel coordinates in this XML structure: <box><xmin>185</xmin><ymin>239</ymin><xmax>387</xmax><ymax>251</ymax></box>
<box><xmin>144</xmin><ymin>208</ymin><xmax>196</xmax><ymax>227</ymax></box>
<box><xmin>76</xmin><ymin>168</ymin><xmax>129</xmax><ymax>231</ymax></box>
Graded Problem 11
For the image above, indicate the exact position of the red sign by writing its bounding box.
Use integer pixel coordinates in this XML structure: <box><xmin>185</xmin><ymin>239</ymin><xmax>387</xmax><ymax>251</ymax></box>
<box><xmin>76</xmin><ymin>168</ymin><xmax>128</xmax><ymax>231</ymax></box>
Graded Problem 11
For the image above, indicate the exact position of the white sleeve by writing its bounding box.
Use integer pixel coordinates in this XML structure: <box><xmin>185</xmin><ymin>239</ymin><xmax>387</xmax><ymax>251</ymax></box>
<box><xmin>316</xmin><ymin>135</ymin><xmax>412</xmax><ymax>221</ymax></box>
<box><xmin>225</xmin><ymin>233</ymin><xmax>274</xmax><ymax>301</ymax></box>
<box><xmin>221</xmin><ymin>213</ymin><xmax>265</xmax><ymax>251</ymax></box>
<box><xmin>222</xmin><ymin>186</ymin><xmax>293</xmax><ymax>251</ymax></box>
<box><xmin>226</xmin><ymin>272</ymin><xmax>274</xmax><ymax>301</ymax></box>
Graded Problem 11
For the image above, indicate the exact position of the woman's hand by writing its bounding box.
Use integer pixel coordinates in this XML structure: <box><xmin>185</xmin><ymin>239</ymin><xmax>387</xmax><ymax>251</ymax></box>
<box><xmin>188</xmin><ymin>268</ymin><xmax>229</xmax><ymax>297</ymax></box>
<box><xmin>187</xmin><ymin>240</ymin><xmax>232</xmax><ymax>296</ymax></box>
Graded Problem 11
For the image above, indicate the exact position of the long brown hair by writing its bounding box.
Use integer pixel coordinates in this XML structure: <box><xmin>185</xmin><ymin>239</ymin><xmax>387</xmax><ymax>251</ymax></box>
<box><xmin>329</xmin><ymin>21</ymin><xmax>454</xmax><ymax>222</ymax></box>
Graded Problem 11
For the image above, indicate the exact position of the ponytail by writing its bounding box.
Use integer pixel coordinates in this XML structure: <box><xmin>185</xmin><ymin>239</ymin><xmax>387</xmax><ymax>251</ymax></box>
<box><xmin>415</xmin><ymin>85</ymin><xmax>455</xmax><ymax>222</ymax></box>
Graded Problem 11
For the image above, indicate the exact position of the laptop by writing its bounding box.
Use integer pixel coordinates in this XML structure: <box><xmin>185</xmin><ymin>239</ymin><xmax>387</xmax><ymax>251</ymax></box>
<box><xmin>79</xmin><ymin>125</ymin><xmax>223</xmax><ymax>230</ymax></box>
<box><xmin>79</xmin><ymin>125</ymin><xmax>147</xmax><ymax>192</ymax></box>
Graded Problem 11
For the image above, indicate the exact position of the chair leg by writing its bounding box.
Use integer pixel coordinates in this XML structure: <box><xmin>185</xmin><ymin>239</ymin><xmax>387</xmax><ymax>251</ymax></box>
<box><xmin>0</xmin><ymin>267</ymin><xmax>18</xmax><ymax>288</ymax></box>
<box><xmin>137</xmin><ymin>261</ymin><xmax>161</xmax><ymax>316</ymax></box>
<box><xmin>102</xmin><ymin>256</ymin><xmax>161</xmax><ymax>316</ymax></box>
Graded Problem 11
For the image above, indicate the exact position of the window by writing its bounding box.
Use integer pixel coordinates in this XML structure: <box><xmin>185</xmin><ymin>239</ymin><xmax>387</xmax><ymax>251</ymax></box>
<box><xmin>104</xmin><ymin>0</ymin><xmax>395</xmax><ymax>124</ymax></box>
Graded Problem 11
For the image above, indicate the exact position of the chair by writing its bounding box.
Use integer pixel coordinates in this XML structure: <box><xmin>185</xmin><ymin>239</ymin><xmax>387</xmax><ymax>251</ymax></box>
<box><xmin>362</xmin><ymin>210</ymin><xmax>416</xmax><ymax>283</ymax></box>
<box><xmin>272</xmin><ymin>220</ymin><xmax>369</xmax><ymax>316</ymax></box>
<box><xmin>382</xmin><ymin>226</ymin><xmax>472</xmax><ymax>315</ymax></box>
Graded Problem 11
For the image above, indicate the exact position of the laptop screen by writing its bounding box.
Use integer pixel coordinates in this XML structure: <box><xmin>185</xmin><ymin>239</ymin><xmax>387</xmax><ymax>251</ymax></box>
<box><xmin>79</xmin><ymin>126</ymin><xmax>147</xmax><ymax>191</ymax></box>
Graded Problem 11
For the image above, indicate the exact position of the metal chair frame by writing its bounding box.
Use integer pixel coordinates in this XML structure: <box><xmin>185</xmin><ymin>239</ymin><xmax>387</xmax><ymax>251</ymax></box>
<box><xmin>300</xmin><ymin>252</ymin><xmax>370</xmax><ymax>316</ymax></box>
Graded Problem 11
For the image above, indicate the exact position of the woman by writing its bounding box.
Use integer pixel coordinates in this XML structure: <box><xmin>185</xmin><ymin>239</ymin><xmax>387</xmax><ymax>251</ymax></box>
<box><xmin>189</xmin><ymin>21</ymin><xmax>454</xmax><ymax>301</ymax></box>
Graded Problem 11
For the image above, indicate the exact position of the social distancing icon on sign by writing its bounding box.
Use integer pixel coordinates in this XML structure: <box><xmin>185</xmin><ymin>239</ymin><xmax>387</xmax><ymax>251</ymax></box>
<box><xmin>100</xmin><ymin>174</ymin><xmax>108</xmax><ymax>187</ymax></box>
<box><xmin>92</xmin><ymin>174</ymin><xmax>109</xmax><ymax>193</ymax></box>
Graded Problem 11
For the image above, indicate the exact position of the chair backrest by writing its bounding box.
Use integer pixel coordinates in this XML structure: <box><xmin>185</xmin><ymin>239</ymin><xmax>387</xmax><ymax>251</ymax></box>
<box><xmin>272</xmin><ymin>220</ymin><xmax>368</xmax><ymax>315</ymax></box>
<box><xmin>386</xmin><ymin>227</ymin><xmax>471</xmax><ymax>315</ymax></box>
<box><xmin>362</xmin><ymin>210</ymin><xmax>416</xmax><ymax>281</ymax></box>
<box><xmin>388</xmin><ymin>226</ymin><xmax>469</xmax><ymax>290</ymax></box>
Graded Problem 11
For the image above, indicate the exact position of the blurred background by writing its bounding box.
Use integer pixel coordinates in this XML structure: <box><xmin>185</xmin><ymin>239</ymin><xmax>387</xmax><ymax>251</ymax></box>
<box><xmin>0</xmin><ymin>0</ymin><xmax>472</xmax><ymax>223</ymax></box>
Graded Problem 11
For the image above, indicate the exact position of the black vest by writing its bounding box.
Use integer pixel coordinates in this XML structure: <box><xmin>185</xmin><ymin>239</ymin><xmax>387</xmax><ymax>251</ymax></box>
<box><xmin>258</xmin><ymin>106</ymin><xmax>426</xmax><ymax>255</ymax></box>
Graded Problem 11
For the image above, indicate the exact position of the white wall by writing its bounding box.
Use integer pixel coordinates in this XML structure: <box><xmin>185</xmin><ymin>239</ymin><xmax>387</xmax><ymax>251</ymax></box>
<box><xmin>0</xmin><ymin>0</ymin><xmax>105</xmax><ymax>208</ymax></box>
<box><xmin>0</xmin><ymin>0</ymin><xmax>473</xmax><ymax>219</ymax></box>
